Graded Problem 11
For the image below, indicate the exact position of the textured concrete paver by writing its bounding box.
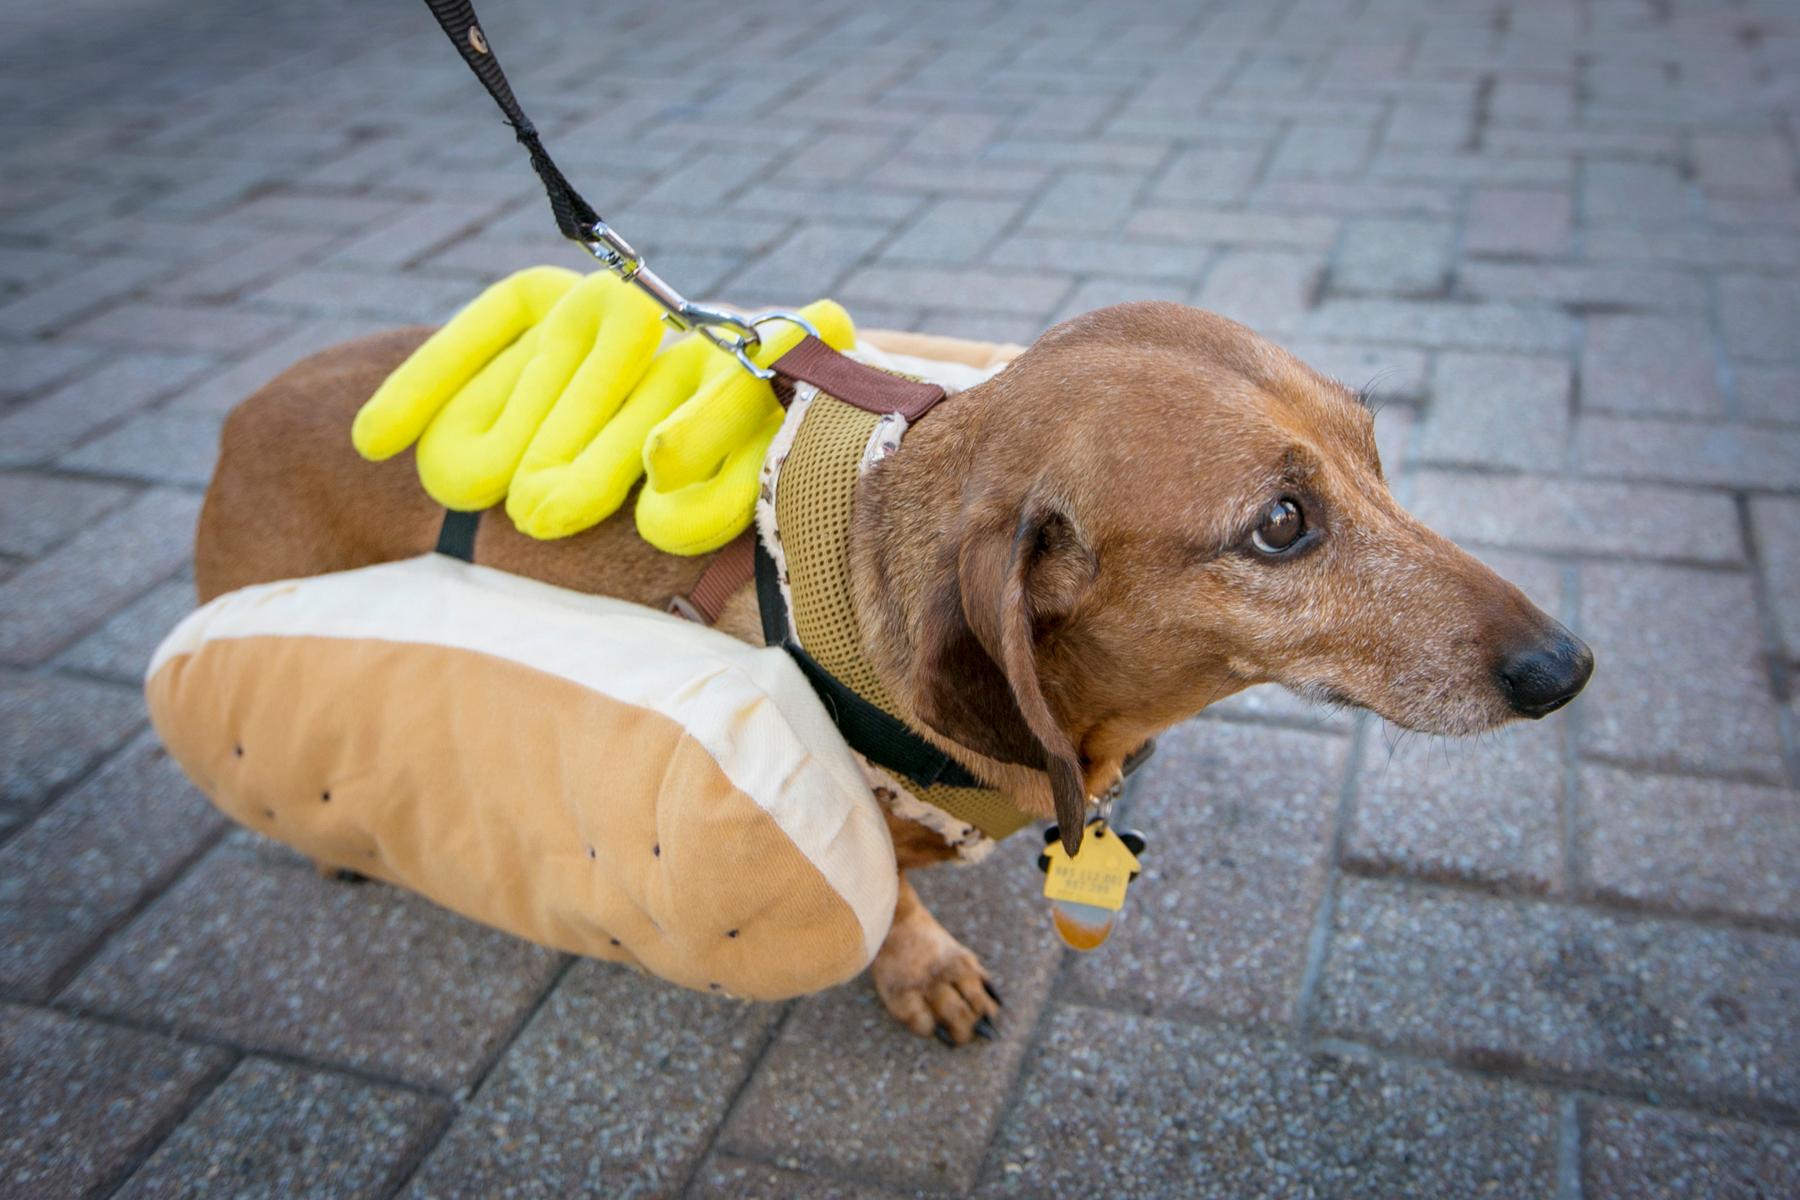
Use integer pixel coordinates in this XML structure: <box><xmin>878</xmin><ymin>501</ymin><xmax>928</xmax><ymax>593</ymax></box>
<box><xmin>977</xmin><ymin>1004</ymin><xmax>1559</xmax><ymax>1200</ymax></box>
<box><xmin>116</xmin><ymin>1058</ymin><xmax>444</xmax><ymax>1200</ymax></box>
<box><xmin>0</xmin><ymin>732</ymin><xmax>223</xmax><ymax>998</ymax></box>
<box><xmin>0</xmin><ymin>487</ymin><xmax>200</xmax><ymax>665</ymax></box>
<box><xmin>65</xmin><ymin>843</ymin><xmax>565</xmax><ymax>1090</ymax></box>
<box><xmin>405</xmin><ymin>962</ymin><xmax>777</xmax><ymax>1200</ymax></box>
<box><xmin>1583</xmin><ymin>766</ymin><xmax>1800</xmax><ymax>923</ymax></box>
<box><xmin>1347</xmin><ymin>720</ymin><xmax>1566</xmax><ymax>894</ymax></box>
<box><xmin>1061</xmin><ymin>719</ymin><xmax>1348</xmax><ymax>1025</ymax></box>
<box><xmin>3</xmin><ymin>0</ymin><xmax>1799</xmax><ymax>1194</ymax></box>
<box><xmin>1319</xmin><ymin>879</ymin><xmax>1800</xmax><ymax>1110</ymax></box>
<box><xmin>720</xmin><ymin>835</ymin><xmax>1066</xmax><ymax>1194</ymax></box>
<box><xmin>1584</xmin><ymin>1103</ymin><xmax>1800</xmax><ymax>1200</ymax></box>
<box><xmin>1577</xmin><ymin>562</ymin><xmax>1787</xmax><ymax>783</ymax></box>
<box><xmin>0</xmin><ymin>669</ymin><xmax>143</xmax><ymax>811</ymax></box>
<box><xmin>0</xmin><ymin>1005</ymin><xmax>229</xmax><ymax>1200</ymax></box>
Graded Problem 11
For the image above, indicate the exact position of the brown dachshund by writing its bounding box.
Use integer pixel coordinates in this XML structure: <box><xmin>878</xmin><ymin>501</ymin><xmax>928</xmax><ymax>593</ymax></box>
<box><xmin>196</xmin><ymin>301</ymin><xmax>1593</xmax><ymax>1045</ymax></box>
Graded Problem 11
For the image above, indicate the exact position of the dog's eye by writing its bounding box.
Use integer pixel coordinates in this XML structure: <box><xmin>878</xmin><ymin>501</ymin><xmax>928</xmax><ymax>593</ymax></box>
<box><xmin>1251</xmin><ymin>498</ymin><xmax>1305</xmax><ymax>554</ymax></box>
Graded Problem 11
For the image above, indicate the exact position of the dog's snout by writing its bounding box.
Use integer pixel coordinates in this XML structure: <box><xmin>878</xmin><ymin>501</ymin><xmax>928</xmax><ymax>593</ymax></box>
<box><xmin>1496</xmin><ymin>627</ymin><xmax>1594</xmax><ymax>718</ymax></box>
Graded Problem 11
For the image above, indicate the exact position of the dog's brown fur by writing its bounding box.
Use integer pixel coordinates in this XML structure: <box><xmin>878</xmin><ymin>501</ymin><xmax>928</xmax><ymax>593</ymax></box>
<box><xmin>197</xmin><ymin>302</ymin><xmax>1589</xmax><ymax>1045</ymax></box>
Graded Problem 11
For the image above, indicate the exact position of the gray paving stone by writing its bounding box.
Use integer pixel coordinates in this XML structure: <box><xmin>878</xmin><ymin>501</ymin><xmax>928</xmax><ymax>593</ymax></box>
<box><xmin>1583</xmin><ymin>766</ymin><xmax>1800</xmax><ymax>923</ymax></box>
<box><xmin>1691</xmin><ymin>133</ymin><xmax>1797</xmax><ymax>196</ymax></box>
<box><xmin>1318</xmin><ymin>878</ymin><xmax>1800</xmax><ymax>1108</ymax></box>
<box><xmin>720</xmin><ymin>835</ymin><xmax>1066</xmax><ymax>1194</ymax></box>
<box><xmin>163</xmin><ymin>318</ymin><xmax>395</xmax><ymax>417</ymax></box>
<box><xmin>405</xmin><ymin>961</ymin><xmax>777</xmax><ymax>1200</ymax></box>
<box><xmin>880</xmin><ymin>197</ymin><xmax>1020</xmax><ymax>265</ymax></box>
<box><xmin>1150</xmin><ymin>146</ymin><xmax>1264</xmax><ymax>205</ymax></box>
<box><xmin>1465</xmin><ymin>187</ymin><xmax>1573</xmax><ymax>258</ymax></box>
<box><xmin>0</xmin><ymin>471</ymin><xmax>130</xmax><ymax>557</ymax></box>
<box><xmin>1577</xmin><ymin>416</ymin><xmax>1800</xmax><ymax>489</ymax></box>
<box><xmin>1334</xmin><ymin>217</ymin><xmax>1453</xmax><ymax>294</ymax></box>
<box><xmin>1062</xmin><ymin>718</ymin><xmax>1348</xmax><ymax>1025</ymax></box>
<box><xmin>117</xmin><ymin>1058</ymin><xmax>443</xmax><ymax>1200</ymax></box>
<box><xmin>1580</xmin><ymin>314</ymin><xmax>1724</xmax><ymax>418</ymax></box>
<box><xmin>688</xmin><ymin>1157</ymin><xmax>906</xmax><ymax>1199</ymax></box>
<box><xmin>1194</xmin><ymin>249</ymin><xmax>1322</xmax><ymax>337</ymax></box>
<box><xmin>975</xmin><ymin>1004</ymin><xmax>1558</xmax><ymax>1200</ymax></box>
<box><xmin>1349</xmin><ymin>719</ymin><xmax>1567</xmax><ymax>895</ymax></box>
<box><xmin>58</xmin><ymin>410</ymin><xmax>223</xmax><ymax>487</ymax></box>
<box><xmin>836</xmin><ymin>265</ymin><xmax>1071</xmax><ymax>317</ymax></box>
<box><xmin>59</xmin><ymin>301</ymin><xmax>294</xmax><ymax>357</ymax></box>
<box><xmin>1420</xmin><ymin>351</ymin><xmax>1571</xmax><ymax>470</ymax></box>
<box><xmin>55</xmin><ymin>579</ymin><xmax>194</xmax><ymax>682</ymax></box>
<box><xmin>1301</xmin><ymin>298</ymin><xmax>1573</xmax><ymax>352</ymax></box>
<box><xmin>0</xmin><ymin>487</ymin><xmax>199</xmax><ymax>665</ymax></box>
<box><xmin>1409</xmin><ymin>472</ymin><xmax>1742</xmax><ymax>564</ymax></box>
<box><xmin>1125</xmin><ymin>207</ymin><xmax>1340</xmax><ymax>250</ymax></box>
<box><xmin>1739</xmin><ymin>367</ymin><xmax>1800</xmax><ymax>428</ymax></box>
<box><xmin>1583</xmin><ymin>161</ymin><xmax>1691</xmax><ymax>224</ymax></box>
<box><xmin>1751</xmin><ymin>496</ymin><xmax>1800</xmax><ymax>658</ymax></box>
<box><xmin>244</xmin><ymin>269</ymin><xmax>478</xmax><ymax>325</ymax></box>
<box><xmin>1719</xmin><ymin>275</ymin><xmax>1800</xmax><ymax>363</ymax></box>
<box><xmin>0</xmin><ymin>731</ymin><xmax>222</xmax><ymax>998</ymax></box>
<box><xmin>0</xmin><ymin>338</ymin><xmax>106</xmax><ymax>402</ymax></box>
<box><xmin>66</xmin><ymin>842</ymin><xmax>565</xmax><ymax>1090</ymax></box>
<box><xmin>1583</xmin><ymin>1102</ymin><xmax>1800</xmax><ymax>1200</ymax></box>
<box><xmin>0</xmin><ymin>1004</ymin><xmax>228</xmax><ymax>1200</ymax></box>
<box><xmin>0</xmin><ymin>352</ymin><xmax>216</xmax><ymax>467</ymax></box>
<box><xmin>0</xmin><ymin>669</ymin><xmax>143</xmax><ymax>811</ymax></box>
<box><xmin>1458</xmin><ymin>263</ymin><xmax>1708</xmax><ymax>311</ymax></box>
<box><xmin>1577</xmin><ymin>562</ymin><xmax>1787</xmax><ymax>783</ymax></box>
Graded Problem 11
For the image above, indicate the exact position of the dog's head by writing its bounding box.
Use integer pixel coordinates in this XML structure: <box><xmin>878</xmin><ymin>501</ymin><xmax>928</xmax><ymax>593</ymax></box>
<box><xmin>896</xmin><ymin>302</ymin><xmax>1593</xmax><ymax>848</ymax></box>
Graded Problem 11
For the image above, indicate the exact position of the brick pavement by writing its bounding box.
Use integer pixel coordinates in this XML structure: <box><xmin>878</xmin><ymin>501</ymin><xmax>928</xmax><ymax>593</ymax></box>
<box><xmin>2</xmin><ymin>0</ymin><xmax>1798</xmax><ymax>1195</ymax></box>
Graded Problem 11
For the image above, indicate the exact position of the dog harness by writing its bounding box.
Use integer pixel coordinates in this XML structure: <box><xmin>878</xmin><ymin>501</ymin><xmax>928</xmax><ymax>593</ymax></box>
<box><xmin>756</xmin><ymin>374</ymin><xmax>1035</xmax><ymax>847</ymax></box>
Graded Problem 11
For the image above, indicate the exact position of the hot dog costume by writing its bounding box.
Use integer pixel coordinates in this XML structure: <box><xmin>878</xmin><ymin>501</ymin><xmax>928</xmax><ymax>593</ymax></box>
<box><xmin>147</xmin><ymin>269</ymin><xmax>1031</xmax><ymax>999</ymax></box>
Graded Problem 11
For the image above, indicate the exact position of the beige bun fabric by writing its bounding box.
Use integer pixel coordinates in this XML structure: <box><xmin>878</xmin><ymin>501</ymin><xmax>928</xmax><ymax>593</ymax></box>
<box><xmin>146</xmin><ymin>555</ymin><xmax>897</xmax><ymax>1000</ymax></box>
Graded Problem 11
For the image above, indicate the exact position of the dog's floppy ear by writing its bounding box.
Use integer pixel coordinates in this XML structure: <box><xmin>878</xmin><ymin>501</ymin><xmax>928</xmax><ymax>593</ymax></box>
<box><xmin>913</xmin><ymin>495</ymin><xmax>1095</xmax><ymax>855</ymax></box>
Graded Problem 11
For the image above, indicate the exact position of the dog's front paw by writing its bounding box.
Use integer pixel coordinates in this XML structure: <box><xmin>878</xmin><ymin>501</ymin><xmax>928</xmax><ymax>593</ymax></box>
<box><xmin>871</xmin><ymin>916</ymin><xmax>1002</xmax><ymax>1047</ymax></box>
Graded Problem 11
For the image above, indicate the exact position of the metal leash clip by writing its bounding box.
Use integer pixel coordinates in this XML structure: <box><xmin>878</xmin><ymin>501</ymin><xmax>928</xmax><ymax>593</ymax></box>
<box><xmin>583</xmin><ymin>222</ymin><xmax>818</xmax><ymax>379</ymax></box>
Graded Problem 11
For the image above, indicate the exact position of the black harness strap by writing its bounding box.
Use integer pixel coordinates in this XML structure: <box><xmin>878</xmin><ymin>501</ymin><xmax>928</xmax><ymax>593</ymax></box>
<box><xmin>435</xmin><ymin>508</ymin><xmax>481</xmax><ymax>563</ymax></box>
<box><xmin>420</xmin><ymin>0</ymin><xmax>600</xmax><ymax>242</ymax></box>
<box><xmin>754</xmin><ymin>532</ymin><xmax>984</xmax><ymax>791</ymax></box>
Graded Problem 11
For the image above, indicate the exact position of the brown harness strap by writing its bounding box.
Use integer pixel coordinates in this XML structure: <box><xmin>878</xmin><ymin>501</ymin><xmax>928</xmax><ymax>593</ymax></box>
<box><xmin>676</xmin><ymin>336</ymin><xmax>950</xmax><ymax>624</ymax></box>
<box><xmin>770</xmin><ymin>336</ymin><xmax>947</xmax><ymax>420</ymax></box>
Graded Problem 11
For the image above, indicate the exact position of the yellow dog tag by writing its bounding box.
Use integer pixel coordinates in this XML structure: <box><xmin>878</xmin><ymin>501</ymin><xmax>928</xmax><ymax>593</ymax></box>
<box><xmin>1038</xmin><ymin>819</ymin><xmax>1145</xmax><ymax>951</ymax></box>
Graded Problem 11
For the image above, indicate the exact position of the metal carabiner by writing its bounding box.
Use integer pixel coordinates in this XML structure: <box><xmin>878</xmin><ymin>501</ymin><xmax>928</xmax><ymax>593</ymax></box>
<box><xmin>579</xmin><ymin>224</ymin><xmax>818</xmax><ymax>381</ymax></box>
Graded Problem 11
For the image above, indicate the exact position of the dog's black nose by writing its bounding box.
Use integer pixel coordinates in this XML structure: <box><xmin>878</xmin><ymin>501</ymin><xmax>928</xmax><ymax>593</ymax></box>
<box><xmin>1497</xmin><ymin>627</ymin><xmax>1594</xmax><ymax>718</ymax></box>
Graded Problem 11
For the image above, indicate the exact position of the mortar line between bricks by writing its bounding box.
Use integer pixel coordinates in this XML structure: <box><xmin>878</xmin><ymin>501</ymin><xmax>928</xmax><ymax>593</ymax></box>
<box><xmin>1061</xmin><ymin>990</ymin><xmax>1800</xmax><ymax>1136</ymax></box>
<box><xmin>377</xmin><ymin>952</ymin><xmax>578</xmax><ymax>1198</ymax></box>
<box><xmin>1334</xmin><ymin>862</ymin><xmax>1800</xmax><ymax>937</ymax></box>
<box><xmin>1558</xmin><ymin>562</ymin><xmax>1588</xmax><ymax>900</ymax></box>
<box><xmin>1557</xmin><ymin>1094</ymin><xmax>1585</xmax><ymax>1200</ymax></box>
<box><xmin>0</xmin><ymin>713</ymin><xmax>148</xmax><ymax>857</ymax></box>
<box><xmin>33</xmin><ymin>822</ymin><xmax>232</xmax><ymax>1002</ymax></box>
<box><xmin>92</xmin><ymin>1042</ymin><xmax>241</xmax><ymax>1200</ymax></box>
<box><xmin>1735</xmin><ymin>493</ymin><xmax>1800</xmax><ymax>788</ymax></box>
<box><xmin>966</xmin><ymin>930</ymin><xmax>1083</xmax><ymax>1194</ymax></box>
<box><xmin>1292</xmin><ymin>714</ymin><xmax>1370</xmax><ymax>1034</ymax></box>
<box><xmin>33</xmin><ymin>995</ymin><xmax>453</xmax><ymax>1104</ymax></box>
<box><xmin>672</xmin><ymin>1001</ymin><xmax>800</xmax><ymax>1200</ymax></box>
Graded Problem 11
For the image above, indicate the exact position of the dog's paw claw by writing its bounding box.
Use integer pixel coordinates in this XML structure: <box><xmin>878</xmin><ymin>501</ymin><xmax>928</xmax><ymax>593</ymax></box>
<box><xmin>983</xmin><ymin>979</ymin><xmax>1003</xmax><ymax>1007</ymax></box>
<box><xmin>872</xmin><ymin>926</ymin><xmax>1003</xmax><ymax>1047</ymax></box>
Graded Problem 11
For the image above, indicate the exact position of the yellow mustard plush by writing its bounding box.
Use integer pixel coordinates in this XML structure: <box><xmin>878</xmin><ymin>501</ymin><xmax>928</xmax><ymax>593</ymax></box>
<box><xmin>350</xmin><ymin>266</ymin><xmax>855</xmax><ymax>554</ymax></box>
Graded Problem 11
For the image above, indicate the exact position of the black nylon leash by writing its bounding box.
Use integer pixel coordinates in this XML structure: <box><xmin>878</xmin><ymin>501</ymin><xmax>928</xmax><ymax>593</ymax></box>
<box><xmin>420</xmin><ymin>0</ymin><xmax>599</xmax><ymax>242</ymax></box>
